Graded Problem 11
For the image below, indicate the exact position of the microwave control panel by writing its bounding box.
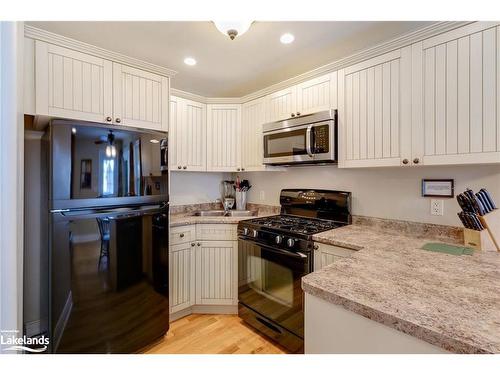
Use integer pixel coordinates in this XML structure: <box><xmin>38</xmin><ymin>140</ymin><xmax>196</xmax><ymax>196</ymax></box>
<box><xmin>313</xmin><ymin>125</ymin><xmax>329</xmax><ymax>153</ymax></box>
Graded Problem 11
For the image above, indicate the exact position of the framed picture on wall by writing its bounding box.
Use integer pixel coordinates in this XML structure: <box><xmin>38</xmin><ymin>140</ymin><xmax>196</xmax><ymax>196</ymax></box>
<box><xmin>422</xmin><ymin>179</ymin><xmax>454</xmax><ymax>198</ymax></box>
<box><xmin>80</xmin><ymin>159</ymin><xmax>92</xmax><ymax>189</ymax></box>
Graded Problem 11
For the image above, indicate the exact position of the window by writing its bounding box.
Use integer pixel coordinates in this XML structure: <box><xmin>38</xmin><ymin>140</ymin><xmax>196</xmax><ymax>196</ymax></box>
<box><xmin>102</xmin><ymin>159</ymin><xmax>115</xmax><ymax>196</ymax></box>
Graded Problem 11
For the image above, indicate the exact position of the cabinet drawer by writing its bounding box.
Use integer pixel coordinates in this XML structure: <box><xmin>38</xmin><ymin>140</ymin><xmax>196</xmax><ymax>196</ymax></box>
<box><xmin>196</xmin><ymin>224</ymin><xmax>237</xmax><ymax>241</ymax></box>
<box><xmin>170</xmin><ymin>225</ymin><xmax>196</xmax><ymax>245</ymax></box>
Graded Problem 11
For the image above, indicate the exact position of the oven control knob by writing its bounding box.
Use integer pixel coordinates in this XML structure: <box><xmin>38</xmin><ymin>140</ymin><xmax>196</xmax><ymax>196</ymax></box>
<box><xmin>242</xmin><ymin>227</ymin><xmax>249</xmax><ymax>236</ymax></box>
<box><xmin>252</xmin><ymin>229</ymin><xmax>258</xmax><ymax>238</ymax></box>
<box><xmin>286</xmin><ymin>238</ymin><xmax>295</xmax><ymax>248</ymax></box>
<box><xmin>275</xmin><ymin>235</ymin><xmax>283</xmax><ymax>244</ymax></box>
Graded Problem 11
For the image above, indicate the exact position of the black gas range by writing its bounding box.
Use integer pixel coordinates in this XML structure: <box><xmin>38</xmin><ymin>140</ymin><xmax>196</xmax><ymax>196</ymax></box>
<box><xmin>237</xmin><ymin>189</ymin><xmax>351</xmax><ymax>353</ymax></box>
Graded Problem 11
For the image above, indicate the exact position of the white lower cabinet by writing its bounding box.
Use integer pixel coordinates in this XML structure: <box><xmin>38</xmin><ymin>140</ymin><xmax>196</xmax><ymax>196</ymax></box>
<box><xmin>314</xmin><ymin>243</ymin><xmax>357</xmax><ymax>271</ymax></box>
<box><xmin>169</xmin><ymin>224</ymin><xmax>238</xmax><ymax>316</ymax></box>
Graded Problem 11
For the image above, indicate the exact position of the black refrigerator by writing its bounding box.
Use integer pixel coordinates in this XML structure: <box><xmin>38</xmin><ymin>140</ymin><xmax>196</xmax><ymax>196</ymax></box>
<box><xmin>46</xmin><ymin>120</ymin><xmax>169</xmax><ymax>353</ymax></box>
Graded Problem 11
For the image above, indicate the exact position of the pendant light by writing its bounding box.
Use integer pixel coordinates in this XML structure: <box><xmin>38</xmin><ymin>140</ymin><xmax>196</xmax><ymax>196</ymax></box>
<box><xmin>213</xmin><ymin>21</ymin><xmax>253</xmax><ymax>40</ymax></box>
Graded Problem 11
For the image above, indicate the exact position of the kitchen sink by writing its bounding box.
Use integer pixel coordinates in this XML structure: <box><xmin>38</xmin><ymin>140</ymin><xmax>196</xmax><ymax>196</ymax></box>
<box><xmin>193</xmin><ymin>210</ymin><xmax>258</xmax><ymax>217</ymax></box>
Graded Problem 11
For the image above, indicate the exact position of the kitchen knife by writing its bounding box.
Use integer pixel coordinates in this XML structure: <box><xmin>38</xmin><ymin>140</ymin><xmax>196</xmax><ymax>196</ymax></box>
<box><xmin>457</xmin><ymin>212</ymin><xmax>470</xmax><ymax>229</ymax></box>
<box><xmin>480</xmin><ymin>188</ymin><xmax>497</xmax><ymax>210</ymax></box>
<box><xmin>476</xmin><ymin>191</ymin><xmax>492</xmax><ymax>213</ymax></box>
<box><xmin>464</xmin><ymin>189</ymin><xmax>485</xmax><ymax>215</ymax></box>
<box><xmin>467</xmin><ymin>213</ymin><xmax>484</xmax><ymax>230</ymax></box>
<box><xmin>457</xmin><ymin>194</ymin><xmax>471</xmax><ymax>213</ymax></box>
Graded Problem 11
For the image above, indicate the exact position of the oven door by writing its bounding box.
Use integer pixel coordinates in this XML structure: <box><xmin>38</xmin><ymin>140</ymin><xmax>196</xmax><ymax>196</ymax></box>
<box><xmin>263</xmin><ymin>121</ymin><xmax>335</xmax><ymax>165</ymax></box>
<box><xmin>238</xmin><ymin>238</ymin><xmax>311</xmax><ymax>339</ymax></box>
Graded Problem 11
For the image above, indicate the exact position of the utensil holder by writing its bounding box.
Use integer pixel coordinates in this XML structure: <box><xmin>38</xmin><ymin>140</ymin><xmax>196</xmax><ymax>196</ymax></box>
<box><xmin>236</xmin><ymin>191</ymin><xmax>247</xmax><ymax>211</ymax></box>
<box><xmin>463</xmin><ymin>228</ymin><xmax>497</xmax><ymax>252</ymax></box>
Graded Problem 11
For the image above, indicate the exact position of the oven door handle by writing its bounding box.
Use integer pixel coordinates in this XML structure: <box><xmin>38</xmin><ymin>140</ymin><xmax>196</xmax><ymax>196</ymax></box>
<box><xmin>239</xmin><ymin>237</ymin><xmax>309</xmax><ymax>260</ymax></box>
<box><xmin>306</xmin><ymin>125</ymin><xmax>313</xmax><ymax>158</ymax></box>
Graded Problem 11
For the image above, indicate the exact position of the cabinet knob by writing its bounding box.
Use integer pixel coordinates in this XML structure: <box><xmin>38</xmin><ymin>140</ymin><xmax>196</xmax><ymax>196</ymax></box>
<box><xmin>291</xmin><ymin>113</ymin><xmax>295</xmax><ymax>117</ymax></box>
<box><xmin>105</xmin><ymin>116</ymin><xmax>112</xmax><ymax>122</ymax></box>
<box><xmin>241</xmin><ymin>168</ymin><xmax>245</xmax><ymax>171</ymax></box>
<box><xmin>177</xmin><ymin>166</ymin><xmax>182</xmax><ymax>169</ymax></box>
<box><xmin>179</xmin><ymin>233</ymin><xmax>184</xmax><ymax>238</ymax></box>
<box><xmin>402</xmin><ymin>158</ymin><xmax>409</xmax><ymax>165</ymax></box>
<box><xmin>197</xmin><ymin>242</ymin><xmax>201</xmax><ymax>246</ymax></box>
<box><xmin>413</xmin><ymin>158</ymin><xmax>420</xmax><ymax>164</ymax></box>
<box><xmin>296</xmin><ymin>112</ymin><xmax>301</xmax><ymax>116</ymax></box>
<box><xmin>191</xmin><ymin>242</ymin><xmax>195</xmax><ymax>247</ymax></box>
<box><xmin>183</xmin><ymin>166</ymin><xmax>187</xmax><ymax>170</ymax></box>
<box><xmin>237</xmin><ymin>168</ymin><xmax>241</xmax><ymax>171</ymax></box>
<box><xmin>115</xmin><ymin>118</ymin><xmax>121</xmax><ymax>123</ymax></box>
<box><xmin>313</xmin><ymin>245</ymin><xmax>319</xmax><ymax>250</ymax></box>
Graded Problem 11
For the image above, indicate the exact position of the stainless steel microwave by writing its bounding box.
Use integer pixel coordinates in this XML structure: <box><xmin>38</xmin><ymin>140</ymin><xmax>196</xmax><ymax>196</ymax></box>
<box><xmin>262</xmin><ymin>109</ymin><xmax>337</xmax><ymax>165</ymax></box>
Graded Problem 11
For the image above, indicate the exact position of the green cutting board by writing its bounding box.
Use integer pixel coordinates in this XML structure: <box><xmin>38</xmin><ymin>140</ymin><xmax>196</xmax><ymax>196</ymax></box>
<box><xmin>421</xmin><ymin>242</ymin><xmax>474</xmax><ymax>256</ymax></box>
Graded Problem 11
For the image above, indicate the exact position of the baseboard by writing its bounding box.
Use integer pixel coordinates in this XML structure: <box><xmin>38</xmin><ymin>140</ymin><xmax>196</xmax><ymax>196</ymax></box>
<box><xmin>53</xmin><ymin>291</ymin><xmax>72</xmax><ymax>352</ymax></box>
<box><xmin>170</xmin><ymin>304</ymin><xmax>238</xmax><ymax>322</ymax></box>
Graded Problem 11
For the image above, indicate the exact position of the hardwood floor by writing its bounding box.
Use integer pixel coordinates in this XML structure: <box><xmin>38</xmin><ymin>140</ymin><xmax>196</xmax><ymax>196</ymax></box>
<box><xmin>143</xmin><ymin>314</ymin><xmax>287</xmax><ymax>354</ymax></box>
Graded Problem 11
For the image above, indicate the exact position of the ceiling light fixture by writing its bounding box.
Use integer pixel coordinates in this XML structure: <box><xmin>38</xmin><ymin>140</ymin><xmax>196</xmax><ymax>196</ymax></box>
<box><xmin>213</xmin><ymin>21</ymin><xmax>253</xmax><ymax>40</ymax></box>
<box><xmin>149</xmin><ymin>139</ymin><xmax>160</xmax><ymax>144</ymax></box>
<box><xmin>184</xmin><ymin>57</ymin><xmax>197</xmax><ymax>66</ymax></box>
<box><xmin>280</xmin><ymin>33</ymin><xmax>295</xmax><ymax>44</ymax></box>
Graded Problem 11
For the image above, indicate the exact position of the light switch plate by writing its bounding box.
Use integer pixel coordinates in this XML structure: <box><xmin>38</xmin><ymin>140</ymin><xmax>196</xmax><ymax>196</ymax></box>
<box><xmin>431</xmin><ymin>199</ymin><xmax>444</xmax><ymax>216</ymax></box>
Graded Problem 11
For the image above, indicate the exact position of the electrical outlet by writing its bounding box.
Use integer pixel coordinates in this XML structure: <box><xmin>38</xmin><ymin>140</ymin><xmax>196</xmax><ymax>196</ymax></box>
<box><xmin>259</xmin><ymin>190</ymin><xmax>265</xmax><ymax>201</ymax></box>
<box><xmin>431</xmin><ymin>199</ymin><xmax>444</xmax><ymax>216</ymax></box>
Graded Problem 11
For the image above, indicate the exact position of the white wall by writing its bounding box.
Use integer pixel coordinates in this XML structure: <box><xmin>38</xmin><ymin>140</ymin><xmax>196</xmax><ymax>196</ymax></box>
<box><xmin>170</xmin><ymin>172</ymin><xmax>230</xmax><ymax>205</ymax></box>
<box><xmin>241</xmin><ymin>165</ymin><xmax>500</xmax><ymax>226</ymax></box>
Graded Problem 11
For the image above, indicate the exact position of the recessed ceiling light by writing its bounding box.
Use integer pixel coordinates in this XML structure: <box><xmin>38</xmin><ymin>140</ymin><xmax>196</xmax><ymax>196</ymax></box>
<box><xmin>280</xmin><ymin>33</ymin><xmax>295</xmax><ymax>44</ymax></box>
<box><xmin>184</xmin><ymin>57</ymin><xmax>197</xmax><ymax>66</ymax></box>
<box><xmin>149</xmin><ymin>139</ymin><xmax>160</xmax><ymax>144</ymax></box>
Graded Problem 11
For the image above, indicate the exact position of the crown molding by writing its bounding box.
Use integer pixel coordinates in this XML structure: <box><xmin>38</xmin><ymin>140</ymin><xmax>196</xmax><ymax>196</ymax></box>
<box><xmin>24</xmin><ymin>25</ymin><xmax>177</xmax><ymax>78</ymax></box>
<box><xmin>170</xmin><ymin>88</ymin><xmax>242</xmax><ymax>104</ymax></box>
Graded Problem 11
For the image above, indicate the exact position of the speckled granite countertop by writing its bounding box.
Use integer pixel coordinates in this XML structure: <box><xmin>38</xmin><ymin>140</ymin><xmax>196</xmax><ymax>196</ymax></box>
<box><xmin>303</xmin><ymin>225</ymin><xmax>500</xmax><ymax>354</ymax></box>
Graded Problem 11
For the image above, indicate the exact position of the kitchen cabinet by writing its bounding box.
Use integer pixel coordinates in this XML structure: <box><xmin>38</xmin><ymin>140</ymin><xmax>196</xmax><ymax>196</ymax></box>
<box><xmin>195</xmin><ymin>240</ymin><xmax>238</xmax><ymax>306</ymax></box>
<box><xmin>35</xmin><ymin>40</ymin><xmax>169</xmax><ymax>131</ymax></box>
<box><xmin>411</xmin><ymin>22</ymin><xmax>500</xmax><ymax>166</ymax></box>
<box><xmin>35</xmin><ymin>41</ymin><xmax>113</xmax><ymax>123</ymax></box>
<box><xmin>337</xmin><ymin>47</ymin><xmax>412</xmax><ymax>168</ymax></box>
<box><xmin>296</xmin><ymin>73</ymin><xmax>337</xmax><ymax>115</ymax></box>
<box><xmin>169</xmin><ymin>242</ymin><xmax>196</xmax><ymax>314</ymax></box>
<box><xmin>313</xmin><ymin>243</ymin><xmax>357</xmax><ymax>271</ymax></box>
<box><xmin>112</xmin><ymin>63</ymin><xmax>169</xmax><ymax>131</ymax></box>
<box><xmin>170</xmin><ymin>96</ymin><xmax>207</xmax><ymax>171</ymax></box>
<box><xmin>265</xmin><ymin>86</ymin><xmax>297</xmax><ymax>122</ymax></box>
<box><xmin>206</xmin><ymin>104</ymin><xmax>242</xmax><ymax>172</ymax></box>
<box><xmin>242</xmin><ymin>97</ymin><xmax>266</xmax><ymax>171</ymax></box>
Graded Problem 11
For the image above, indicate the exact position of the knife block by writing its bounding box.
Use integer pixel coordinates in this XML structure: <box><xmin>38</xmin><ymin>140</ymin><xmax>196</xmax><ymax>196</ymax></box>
<box><xmin>463</xmin><ymin>228</ymin><xmax>497</xmax><ymax>252</ymax></box>
<box><xmin>478</xmin><ymin>209</ymin><xmax>500</xmax><ymax>252</ymax></box>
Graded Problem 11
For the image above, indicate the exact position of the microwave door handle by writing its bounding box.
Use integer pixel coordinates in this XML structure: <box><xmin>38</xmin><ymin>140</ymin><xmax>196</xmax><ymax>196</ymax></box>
<box><xmin>306</xmin><ymin>125</ymin><xmax>313</xmax><ymax>157</ymax></box>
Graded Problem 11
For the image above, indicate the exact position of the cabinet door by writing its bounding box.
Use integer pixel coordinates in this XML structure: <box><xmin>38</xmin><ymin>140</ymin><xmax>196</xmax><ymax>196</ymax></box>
<box><xmin>242</xmin><ymin>97</ymin><xmax>266</xmax><ymax>171</ymax></box>
<box><xmin>296</xmin><ymin>73</ymin><xmax>337</xmax><ymax>115</ymax></box>
<box><xmin>169</xmin><ymin>242</ymin><xmax>196</xmax><ymax>313</ymax></box>
<box><xmin>338</xmin><ymin>47</ymin><xmax>412</xmax><ymax>168</ymax></box>
<box><xmin>413</xmin><ymin>22</ymin><xmax>500</xmax><ymax>165</ymax></box>
<box><xmin>195</xmin><ymin>241</ymin><xmax>238</xmax><ymax>306</ymax></box>
<box><xmin>169</xmin><ymin>96</ymin><xmax>207</xmax><ymax>171</ymax></box>
<box><xmin>35</xmin><ymin>41</ymin><xmax>113</xmax><ymax>123</ymax></box>
<box><xmin>265</xmin><ymin>86</ymin><xmax>297</xmax><ymax>122</ymax></box>
<box><xmin>112</xmin><ymin>63</ymin><xmax>169</xmax><ymax>131</ymax></box>
<box><xmin>313</xmin><ymin>243</ymin><xmax>357</xmax><ymax>271</ymax></box>
<box><xmin>206</xmin><ymin>104</ymin><xmax>242</xmax><ymax>172</ymax></box>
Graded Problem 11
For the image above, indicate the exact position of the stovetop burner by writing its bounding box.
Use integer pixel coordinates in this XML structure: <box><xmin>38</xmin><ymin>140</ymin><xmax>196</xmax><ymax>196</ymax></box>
<box><xmin>244</xmin><ymin>215</ymin><xmax>344</xmax><ymax>236</ymax></box>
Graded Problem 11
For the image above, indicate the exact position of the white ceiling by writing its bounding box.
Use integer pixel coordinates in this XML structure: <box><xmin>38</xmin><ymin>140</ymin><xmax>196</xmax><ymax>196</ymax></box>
<box><xmin>27</xmin><ymin>21</ymin><xmax>433</xmax><ymax>97</ymax></box>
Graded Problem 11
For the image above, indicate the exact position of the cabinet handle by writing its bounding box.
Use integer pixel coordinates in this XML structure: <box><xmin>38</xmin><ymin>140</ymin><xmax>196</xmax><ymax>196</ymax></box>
<box><xmin>105</xmin><ymin>116</ymin><xmax>112</xmax><ymax>122</ymax></box>
<box><xmin>296</xmin><ymin>112</ymin><xmax>301</xmax><ymax>116</ymax></box>
<box><xmin>313</xmin><ymin>245</ymin><xmax>319</xmax><ymax>250</ymax></box>
<box><xmin>179</xmin><ymin>233</ymin><xmax>184</xmax><ymax>238</ymax></box>
<box><xmin>183</xmin><ymin>166</ymin><xmax>187</xmax><ymax>170</ymax></box>
<box><xmin>413</xmin><ymin>158</ymin><xmax>420</xmax><ymax>164</ymax></box>
<box><xmin>177</xmin><ymin>166</ymin><xmax>182</xmax><ymax>169</ymax></box>
<box><xmin>291</xmin><ymin>113</ymin><xmax>295</xmax><ymax>117</ymax></box>
<box><xmin>197</xmin><ymin>242</ymin><xmax>201</xmax><ymax>246</ymax></box>
<box><xmin>237</xmin><ymin>168</ymin><xmax>241</xmax><ymax>171</ymax></box>
<box><xmin>241</xmin><ymin>168</ymin><xmax>245</xmax><ymax>171</ymax></box>
<box><xmin>115</xmin><ymin>118</ymin><xmax>121</xmax><ymax>123</ymax></box>
<box><xmin>191</xmin><ymin>242</ymin><xmax>195</xmax><ymax>247</ymax></box>
<box><xmin>402</xmin><ymin>159</ymin><xmax>409</xmax><ymax>165</ymax></box>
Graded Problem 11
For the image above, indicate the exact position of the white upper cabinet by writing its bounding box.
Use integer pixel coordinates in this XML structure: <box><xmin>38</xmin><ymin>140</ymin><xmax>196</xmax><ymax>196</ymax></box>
<box><xmin>338</xmin><ymin>47</ymin><xmax>412</xmax><ymax>168</ymax></box>
<box><xmin>242</xmin><ymin>97</ymin><xmax>266</xmax><ymax>171</ymax></box>
<box><xmin>412</xmin><ymin>22</ymin><xmax>500</xmax><ymax>165</ymax></box>
<box><xmin>35</xmin><ymin>41</ymin><xmax>113</xmax><ymax>123</ymax></box>
<box><xmin>265</xmin><ymin>86</ymin><xmax>297</xmax><ymax>122</ymax></box>
<box><xmin>169</xmin><ymin>96</ymin><xmax>207</xmax><ymax>171</ymax></box>
<box><xmin>34</xmin><ymin>40</ymin><xmax>170</xmax><ymax>131</ymax></box>
<box><xmin>112</xmin><ymin>63</ymin><xmax>169</xmax><ymax>131</ymax></box>
<box><xmin>296</xmin><ymin>73</ymin><xmax>337</xmax><ymax>115</ymax></box>
<box><xmin>206</xmin><ymin>104</ymin><xmax>242</xmax><ymax>172</ymax></box>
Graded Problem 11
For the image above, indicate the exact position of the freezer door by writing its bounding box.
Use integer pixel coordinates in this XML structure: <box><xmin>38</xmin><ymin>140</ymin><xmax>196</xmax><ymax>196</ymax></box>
<box><xmin>50</xmin><ymin>205</ymin><xmax>169</xmax><ymax>353</ymax></box>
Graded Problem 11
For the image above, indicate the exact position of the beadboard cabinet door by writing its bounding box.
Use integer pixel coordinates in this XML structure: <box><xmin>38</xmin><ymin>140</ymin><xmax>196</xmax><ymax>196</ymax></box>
<box><xmin>112</xmin><ymin>62</ymin><xmax>169</xmax><ymax>131</ymax></box>
<box><xmin>242</xmin><ymin>97</ymin><xmax>266</xmax><ymax>171</ymax></box>
<box><xmin>35</xmin><ymin>41</ymin><xmax>113</xmax><ymax>123</ymax></box>
<box><xmin>169</xmin><ymin>242</ymin><xmax>196</xmax><ymax>314</ymax></box>
<box><xmin>169</xmin><ymin>96</ymin><xmax>207</xmax><ymax>171</ymax></box>
<box><xmin>195</xmin><ymin>241</ymin><xmax>238</xmax><ymax>306</ymax></box>
<box><xmin>296</xmin><ymin>72</ymin><xmax>337</xmax><ymax>115</ymax></box>
<box><xmin>206</xmin><ymin>104</ymin><xmax>242</xmax><ymax>172</ymax></box>
<box><xmin>338</xmin><ymin>47</ymin><xmax>412</xmax><ymax>168</ymax></box>
<box><xmin>313</xmin><ymin>243</ymin><xmax>357</xmax><ymax>271</ymax></box>
<box><xmin>412</xmin><ymin>22</ymin><xmax>500</xmax><ymax>165</ymax></box>
<box><xmin>265</xmin><ymin>86</ymin><xmax>297</xmax><ymax>122</ymax></box>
